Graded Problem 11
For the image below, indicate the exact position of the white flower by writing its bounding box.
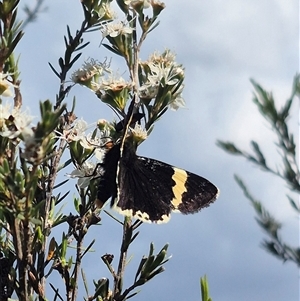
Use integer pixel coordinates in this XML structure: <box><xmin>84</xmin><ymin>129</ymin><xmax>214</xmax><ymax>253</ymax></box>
<box><xmin>57</xmin><ymin>118</ymin><xmax>88</xmax><ymax>142</ymax></box>
<box><xmin>71</xmin><ymin>118</ymin><xmax>88</xmax><ymax>140</ymax></box>
<box><xmin>98</xmin><ymin>75</ymin><xmax>132</xmax><ymax>92</ymax></box>
<box><xmin>101</xmin><ymin>21</ymin><xmax>133</xmax><ymax>38</ymax></box>
<box><xmin>138</xmin><ymin>64</ymin><xmax>181</xmax><ymax>99</ymax></box>
<box><xmin>71</xmin><ymin>59</ymin><xmax>111</xmax><ymax>90</ymax></box>
<box><xmin>80</xmin><ymin>134</ymin><xmax>99</xmax><ymax>150</ymax></box>
<box><xmin>80</xmin><ymin>133</ymin><xmax>106</xmax><ymax>162</ymax></box>
<box><xmin>69</xmin><ymin>161</ymin><xmax>103</xmax><ymax>189</ymax></box>
<box><xmin>0</xmin><ymin>103</ymin><xmax>34</xmax><ymax>139</ymax></box>
<box><xmin>149</xmin><ymin>63</ymin><xmax>179</xmax><ymax>86</ymax></box>
<box><xmin>22</xmin><ymin>127</ymin><xmax>35</xmax><ymax>144</ymax></box>
<box><xmin>169</xmin><ymin>83</ymin><xmax>185</xmax><ymax>110</ymax></box>
<box><xmin>94</xmin><ymin>147</ymin><xmax>106</xmax><ymax>161</ymax></box>
<box><xmin>154</xmin><ymin>49</ymin><xmax>176</xmax><ymax>63</ymax></box>
<box><xmin>139</xmin><ymin>83</ymin><xmax>159</xmax><ymax>99</ymax></box>
<box><xmin>169</xmin><ymin>94</ymin><xmax>185</xmax><ymax>110</ymax></box>
<box><xmin>131</xmin><ymin>123</ymin><xmax>148</xmax><ymax>142</ymax></box>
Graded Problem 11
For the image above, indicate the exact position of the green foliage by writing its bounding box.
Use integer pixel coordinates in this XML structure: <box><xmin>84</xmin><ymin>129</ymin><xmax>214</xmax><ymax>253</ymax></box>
<box><xmin>234</xmin><ymin>175</ymin><xmax>300</xmax><ymax>265</ymax></box>
<box><xmin>0</xmin><ymin>1</ymin><xmax>187</xmax><ymax>301</ymax></box>
<box><xmin>200</xmin><ymin>275</ymin><xmax>213</xmax><ymax>301</ymax></box>
<box><xmin>218</xmin><ymin>74</ymin><xmax>300</xmax><ymax>266</ymax></box>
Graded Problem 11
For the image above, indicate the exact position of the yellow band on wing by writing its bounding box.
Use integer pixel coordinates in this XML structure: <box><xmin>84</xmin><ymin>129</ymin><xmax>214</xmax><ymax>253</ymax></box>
<box><xmin>171</xmin><ymin>167</ymin><xmax>188</xmax><ymax>209</ymax></box>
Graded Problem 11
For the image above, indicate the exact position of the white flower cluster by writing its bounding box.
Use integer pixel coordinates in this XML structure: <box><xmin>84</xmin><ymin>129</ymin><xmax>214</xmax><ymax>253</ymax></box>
<box><xmin>71</xmin><ymin>59</ymin><xmax>131</xmax><ymax>95</ymax></box>
<box><xmin>139</xmin><ymin>50</ymin><xmax>186</xmax><ymax>110</ymax></box>
<box><xmin>65</xmin><ymin>118</ymin><xmax>110</xmax><ymax>188</ymax></box>
<box><xmin>71</xmin><ymin>59</ymin><xmax>112</xmax><ymax>91</ymax></box>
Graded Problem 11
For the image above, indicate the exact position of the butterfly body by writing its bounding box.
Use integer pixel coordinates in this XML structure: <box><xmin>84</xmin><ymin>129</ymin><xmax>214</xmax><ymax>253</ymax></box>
<box><xmin>97</xmin><ymin>141</ymin><xmax>219</xmax><ymax>223</ymax></box>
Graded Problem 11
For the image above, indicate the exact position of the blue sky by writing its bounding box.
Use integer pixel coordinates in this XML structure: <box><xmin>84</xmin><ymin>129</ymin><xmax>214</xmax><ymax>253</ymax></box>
<box><xmin>17</xmin><ymin>1</ymin><xmax>298</xmax><ymax>300</ymax></box>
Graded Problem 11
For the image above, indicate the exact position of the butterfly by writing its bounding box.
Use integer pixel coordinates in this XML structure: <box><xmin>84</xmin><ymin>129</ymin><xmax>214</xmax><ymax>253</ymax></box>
<box><xmin>96</xmin><ymin>135</ymin><xmax>219</xmax><ymax>223</ymax></box>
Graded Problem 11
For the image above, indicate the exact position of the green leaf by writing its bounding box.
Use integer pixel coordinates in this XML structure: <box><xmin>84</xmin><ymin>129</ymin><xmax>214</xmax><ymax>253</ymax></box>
<box><xmin>287</xmin><ymin>195</ymin><xmax>300</xmax><ymax>213</ymax></box>
<box><xmin>200</xmin><ymin>275</ymin><xmax>212</xmax><ymax>301</ymax></box>
<box><xmin>216</xmin><ymin>141</ymin><xmax>243</xmax><ymax>155</ymax></box>
<box><xmin>250</xmin><ymin>140</ymin><xmax>267</xmax><ymax>167</ymax></box>
<box><xmin>93</xmin><ymin>278</ymin><xmax>109</xmax><ymax>299</ymax></box>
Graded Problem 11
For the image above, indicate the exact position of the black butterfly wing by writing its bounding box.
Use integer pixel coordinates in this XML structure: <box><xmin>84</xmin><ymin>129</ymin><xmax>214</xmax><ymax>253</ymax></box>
<box><xmin>97</xmin><ymin>143</ymin><xmax>120</xmax><ymax>208</ymax></box>
<box><xmin>113</xmin><ymin>148</ymin><xmax>219</xmax><ymax>223</ymax></box>
<box><xmin>114</xmin><ymin>156</ymin><xmax>177</xmax><ymax>223</ymax></box>
<box><xmin>171</xmin><ymin>166</ymin><xmax>219</xmax><ymax>214</ymax></box>
<box><xmin>97</xmin><ymin>142</ymin><xmax>219</xmax><ymax>223</ymax></box>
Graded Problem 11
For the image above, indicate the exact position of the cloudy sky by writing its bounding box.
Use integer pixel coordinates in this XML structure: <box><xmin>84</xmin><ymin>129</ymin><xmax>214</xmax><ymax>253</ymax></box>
<box><xmin>17</xmin><ymin>1</ymin><xmax>298</xmax><ymax>300</ymax></box>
